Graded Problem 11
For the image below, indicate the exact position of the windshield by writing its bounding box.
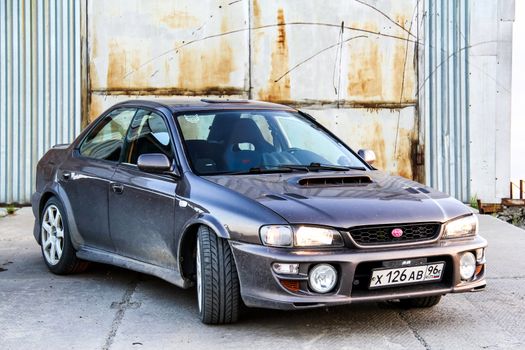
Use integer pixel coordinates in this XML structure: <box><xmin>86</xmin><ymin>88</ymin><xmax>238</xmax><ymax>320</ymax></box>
<box><xmin>176</xmin><ymin>110</ymin><xmax>368</xmax><ymax>175</ymax></box>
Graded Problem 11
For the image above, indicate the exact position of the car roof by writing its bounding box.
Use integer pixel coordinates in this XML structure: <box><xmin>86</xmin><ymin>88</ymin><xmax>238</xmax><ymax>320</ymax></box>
<box><xmin>115</xmin><ymin>98</ymin><xmax>297</xmax><ymax>114</ymax></box>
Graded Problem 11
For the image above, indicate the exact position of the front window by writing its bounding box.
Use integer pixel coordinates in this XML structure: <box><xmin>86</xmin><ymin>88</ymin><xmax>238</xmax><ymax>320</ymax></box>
<box><xmin>176</xmin><ymin>110</ymin><xmax>367</xmax><ymax>175</ymax></box>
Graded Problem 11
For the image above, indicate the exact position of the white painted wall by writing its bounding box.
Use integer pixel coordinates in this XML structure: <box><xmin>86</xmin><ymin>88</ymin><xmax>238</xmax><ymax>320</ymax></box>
<box><xmin>469</xmin><ymin>0</ymin><xmax>514</xmax><ymax>203</ymax></box>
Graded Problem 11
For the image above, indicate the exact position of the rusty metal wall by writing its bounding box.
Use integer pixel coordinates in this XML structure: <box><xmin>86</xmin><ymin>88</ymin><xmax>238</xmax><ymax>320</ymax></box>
<box><xmin>0</xmin><ymin>0</ymin><xmax>81</xmax><ymax>204</ymax></box>
<box><xmin>419</xmin><ymin>0</ymin><xmax>471</xmax><ymax>202</ymax></box>
<box><xmin>85</xmin><ymin>0</ymin><xmax>421</xmax><ymax>180</ymax></box>
<box><xmin>3</xmin><ymin>0</ymin><xmax>512</xmax><ymax>204</ymax></box>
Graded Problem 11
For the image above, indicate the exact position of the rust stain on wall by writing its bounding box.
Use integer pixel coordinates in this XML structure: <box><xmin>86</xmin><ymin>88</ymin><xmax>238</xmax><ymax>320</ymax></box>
<box><xmin>106</xmin><ymin>40</ymin><xmax>128</xmax><ymax>89</ymax></box>
<box><xmin>395</xmin><ymin>128</ymin><xmax>417</xmax><ymax>179</ymax></box>
<box><xmin>177</xmin><ymin>16</ymin><xmax>235</xmax><ymax>90</ymax></box>
<box><xmin>88</xmin><ymin>97</ymin><xmax>104</xmax><ymax>123</ymax></box>
<box><xmin>360</xmin><ymin>122</ymin><xmax>386</xmax><ymax>171</ymax></box>
<box><xmin>253</xmin><ymin>0</ymin><xmax>261</xmax><ymax>25</ymax></box>
<box><xmin>392</xmin><ymin>45</ymin><xmax>415</xmax><ymax>102</ymax></box>
<box><xmin>160</xmin><ymin>11</ymin><xmax>200</xmax><ymax>29</ymax></box>
<box><xmin>347</xmin><ymin>24</ymin><xmax>383</xmax><ymax>100</ymax></box>
<box><xmin>258</xmin><ymin>8</ymin><xmax>291</xmax><ymax>101</ymax></box>
<box><xmin>395</xmin><ymin>15</ymin><xmax>408</xmax><ymax>31</ymax></box>
<box><xmin>129</xmin><ymin>49</ymin><xmax>150</xmax><ymax>88</ymax></box>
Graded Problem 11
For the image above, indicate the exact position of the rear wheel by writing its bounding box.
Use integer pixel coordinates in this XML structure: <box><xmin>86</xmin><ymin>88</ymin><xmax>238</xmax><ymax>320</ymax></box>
<box><xmin>40</xmin><ymin>197</ymin><xmax>89</xmax><ymax>274</ymax></box>
<box><xmin>196</xmin><ymin>225</ymin><xmax>240</xmax><ymax>324</ymax></box>
<box><xmin>399</xmin><ymin>295</ymin><xmax>442</xmax><ymax>308</ymax></box>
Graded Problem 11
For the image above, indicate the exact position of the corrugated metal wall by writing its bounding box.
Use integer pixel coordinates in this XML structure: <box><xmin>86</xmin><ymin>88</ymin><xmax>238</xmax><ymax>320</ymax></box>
<box><xmin>420</xmin><ymin>0</ymin><xmax>470</xmax><ymax>202</ymax></box>
<box><xmin>0</xmin><ymin>0</ymin><xmax>81</xmax><ymax>204</ymax></box>
<box><xmin>420</xmin><ymin>0</ymin><xmax>514</xmax><ymax>203</ymax></box>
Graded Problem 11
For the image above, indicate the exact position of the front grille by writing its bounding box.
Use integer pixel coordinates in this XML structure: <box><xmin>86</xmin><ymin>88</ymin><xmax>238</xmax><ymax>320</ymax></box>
<box><xmin>348</xmin><ymin>223</ymin><xmax>441</xmax><ymax>246</ymax></box>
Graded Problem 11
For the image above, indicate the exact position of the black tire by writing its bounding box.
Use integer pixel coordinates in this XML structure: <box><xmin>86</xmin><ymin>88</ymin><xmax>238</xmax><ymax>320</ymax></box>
<box><xmin>399</xmin><ymin>295</ymin><xmax>442</xmax><ymax>308</ymax></box>
<box><xmin>196</xmin><ymin>225</ymin><xmax>240</xmax><ymax>324</ymax></box>
<box><xmin>40</xmin><ymin>197</ymin><xmax>90</xmax><ymax>274</ymax></box>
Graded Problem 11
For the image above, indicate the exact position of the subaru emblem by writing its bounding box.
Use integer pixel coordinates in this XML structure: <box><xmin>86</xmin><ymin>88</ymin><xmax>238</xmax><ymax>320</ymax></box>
<box><xmin>391</xmin><ymin>228</ymin><xmax>403</xmax><ymax>238</ymax></box>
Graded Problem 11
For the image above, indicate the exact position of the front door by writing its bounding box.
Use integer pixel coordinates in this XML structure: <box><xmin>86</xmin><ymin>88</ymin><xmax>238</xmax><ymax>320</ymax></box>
<box><xmin>108</xmin><ymin>109</ymin><xmax>178</xmax><ymax>268</ymax></box>
<box><xmin>60</xmin><ymin>108</ymin><xmax>137</xmax><ymax>251</ymax></box>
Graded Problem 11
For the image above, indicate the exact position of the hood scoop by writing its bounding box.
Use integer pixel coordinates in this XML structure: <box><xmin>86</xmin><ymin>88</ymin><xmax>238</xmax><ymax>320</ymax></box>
<box><xmin>404</xmin><ymin>187</ymin><xmax>432</xmax><ymax>194</ymax></box>
<box><xmin>296</xmin><ymin>175</ymin><xmax>373</xmax><ymax>187</ymax></box>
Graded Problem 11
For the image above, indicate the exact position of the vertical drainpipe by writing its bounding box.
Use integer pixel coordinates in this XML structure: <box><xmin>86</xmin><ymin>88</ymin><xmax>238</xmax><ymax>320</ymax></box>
<box><xmin>427</xmin><ymin>0</ymin><xmax>435</xmax><ymax>189</ymax></box>
<box><xmin>247</xmin><ymin>0</ymin><xmax>253</xmax><ymax>100</ymax></box>
<box><xmin>80</xmin><ymin>0</ymin><xmax>89</xmax><ymax>128</ymax></box>
<box><xmin>465</xmin><ymin>0</ymin><xmax>471</xmax><ymax>203</ymax></box>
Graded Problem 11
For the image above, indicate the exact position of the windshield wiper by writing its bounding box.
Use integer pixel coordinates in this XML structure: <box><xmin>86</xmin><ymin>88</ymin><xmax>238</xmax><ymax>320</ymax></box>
<box><xmin>281</xmin><ymin>162</ymin><xmax>367</xmax><ymax>172</ymax></box>
<box><xmin>219</xmin><ymin>165</ymin><xmax>305</xmax><ymax>175</ymax></box>
<box><xmin>213</xmin><ymin>163</ymin><xmax>365</xmax><ymax>176</ymax></box>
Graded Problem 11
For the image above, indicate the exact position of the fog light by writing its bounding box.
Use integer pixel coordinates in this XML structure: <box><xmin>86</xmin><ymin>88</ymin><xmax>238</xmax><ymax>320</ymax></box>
<box><xmin>308</xmin><ymin>264</ymin><xmax>337</xmax><ymax>293</ymax></box>
<box><xmin>460</xmin><ymin>252</ymin><xmax>476</xmax><ymax>280</ymax></box>
<box><xmin>272</xmin><ymin>263</ymin><xmax>299</xmax><ymax>275</ymax></box>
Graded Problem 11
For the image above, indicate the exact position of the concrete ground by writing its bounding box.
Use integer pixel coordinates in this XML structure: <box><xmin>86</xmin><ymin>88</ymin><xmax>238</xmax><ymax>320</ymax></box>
<box><xmin>1</xmin><ymin>208</ymin><xmax>524</xmax><ymax>350</ymax></box>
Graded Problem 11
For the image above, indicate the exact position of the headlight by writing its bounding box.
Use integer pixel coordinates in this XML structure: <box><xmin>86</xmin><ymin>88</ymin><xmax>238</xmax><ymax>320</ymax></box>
<box><xmin>294</xmin><ymin>226</ymin><xmax>344</xmax><ymax>247</ymax></box>
<box><xmin>444</xmin><ymin>215</ymin><xmax>478</xmax><ymax>238</ymax></box>
<box><xmin>260</xmin><ymin>225</ymin><xmax>343</xmax><ymax>247</ymax></box>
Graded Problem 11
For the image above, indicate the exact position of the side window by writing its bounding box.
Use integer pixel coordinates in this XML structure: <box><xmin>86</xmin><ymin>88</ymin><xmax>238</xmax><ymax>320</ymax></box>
<box><xmin>79</xmin><ymin>108</ymin><xmax>136</xmax><ymax>161</ymax></box>
<box><xmin>123</xmin><ymin>109</ymin><xmax>174</xmax><ymax>165</ymax></box>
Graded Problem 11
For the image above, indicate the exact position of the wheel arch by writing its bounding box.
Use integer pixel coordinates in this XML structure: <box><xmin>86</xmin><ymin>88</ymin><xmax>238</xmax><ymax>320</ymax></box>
<box><xmin>177</xmin><ymin>214</ymin><xmax>230</xmax><ymax>281</ymax></box>
<box><xmin>39</xmin><ymin>190</ymin><xmax>59</xmax><ymax>220</ymax></box>
<box><xmin>36</xmin><ymin>185</ymin><xmax>84</xmax><ymax>249</ymax></box>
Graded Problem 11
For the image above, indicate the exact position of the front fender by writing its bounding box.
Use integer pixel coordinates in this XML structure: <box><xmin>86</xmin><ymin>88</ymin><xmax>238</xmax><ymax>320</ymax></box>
<box><xmin>180</xmin><ymin>213</ymin><xmax>231</xmax><ymax>241</ymax></box>
<box><xmin>35</xmin><ymin>182</ymin><xmax>85</xmax><ymax>249</ymax></box>
<box><xmin>176</xmin><ymin>213</ymin><xmax>233</xmax><ymax>282</ymax></box>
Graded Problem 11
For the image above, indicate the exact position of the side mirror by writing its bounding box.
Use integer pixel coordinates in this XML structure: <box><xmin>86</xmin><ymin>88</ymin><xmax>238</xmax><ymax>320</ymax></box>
<box><xmin>358</xmin><ymin>149</ymin><xmax>376</xmax><ymax>165</ymax></box>
<box><xmin>137</xmin><ymin>153</ymin><xmax>173</xmax><ymax>174</ymax></box>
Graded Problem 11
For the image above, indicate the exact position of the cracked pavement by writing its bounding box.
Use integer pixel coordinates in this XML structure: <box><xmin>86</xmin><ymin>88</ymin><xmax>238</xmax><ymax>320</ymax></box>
<box><xmin>1</xmin><ymin>208</ymin><xmax>524</xmax><ymax>349</ymax></box>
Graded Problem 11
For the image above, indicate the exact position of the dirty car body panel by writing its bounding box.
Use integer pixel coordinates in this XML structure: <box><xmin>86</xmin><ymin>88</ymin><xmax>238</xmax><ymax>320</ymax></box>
<box><xmin>32</xmin><ymin>99</ymin><xmax>486</xmax><ymax>314</ymax></box>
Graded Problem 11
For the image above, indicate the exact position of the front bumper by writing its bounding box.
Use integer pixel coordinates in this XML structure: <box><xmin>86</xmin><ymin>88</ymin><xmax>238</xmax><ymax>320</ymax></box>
<box><xmin>231</xmin><ymin>236</ymin><xmax>487</xmax><ymax>310</ymax></box>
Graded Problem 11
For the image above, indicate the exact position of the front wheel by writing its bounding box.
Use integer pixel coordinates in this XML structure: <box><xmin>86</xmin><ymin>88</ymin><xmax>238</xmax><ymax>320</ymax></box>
<box><xmin>196</xmin><ymin>225</ymin><xmax>240</xmax><ymax>324</ymax></box>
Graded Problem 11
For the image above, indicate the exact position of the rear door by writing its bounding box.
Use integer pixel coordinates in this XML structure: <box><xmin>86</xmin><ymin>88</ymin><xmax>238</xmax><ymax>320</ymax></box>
<box><xmin>60</xmin><ymin>107</ymin><xmax>136</xmax><ymax>251</ymax></box>
<box><xmin>108</xmin><ymin>108</ymin><xmax>178</xmax><ymax>268</ymax></box>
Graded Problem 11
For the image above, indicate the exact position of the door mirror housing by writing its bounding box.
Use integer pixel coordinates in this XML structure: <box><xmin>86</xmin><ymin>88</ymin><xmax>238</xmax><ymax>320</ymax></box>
<box><xmin>358</xmin><ymin>149</ymin><xmax>376</xmax><ymax>165</ymax></box>
<box><xmin>137</xmin><ymin>153</ymin><xmax>174</xmax><ymax>174</ymax></box>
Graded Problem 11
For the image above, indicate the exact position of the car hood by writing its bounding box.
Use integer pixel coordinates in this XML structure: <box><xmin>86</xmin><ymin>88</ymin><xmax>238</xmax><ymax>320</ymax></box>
<box><xmin>203</xmin><ymin>171</ymin><xmax>471</xmax><ymax>228</ymax></box>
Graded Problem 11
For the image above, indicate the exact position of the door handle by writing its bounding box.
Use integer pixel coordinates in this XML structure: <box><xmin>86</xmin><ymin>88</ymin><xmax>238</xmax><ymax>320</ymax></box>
<box><xmin>61</xmin><ymin>171</ymin><xmax>71</xmax><ymax>181</ymax></box>
<box><xmin>111</xmin><ymin>182</ymin><xmax>124</xmax><ymax>194</ymax></box>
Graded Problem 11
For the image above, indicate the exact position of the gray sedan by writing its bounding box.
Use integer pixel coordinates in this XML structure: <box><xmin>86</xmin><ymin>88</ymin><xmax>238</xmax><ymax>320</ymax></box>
<box><xmin>31</xmin><ymin>99</ymin><xmax>487</xmax><ymax>324</ymax></box>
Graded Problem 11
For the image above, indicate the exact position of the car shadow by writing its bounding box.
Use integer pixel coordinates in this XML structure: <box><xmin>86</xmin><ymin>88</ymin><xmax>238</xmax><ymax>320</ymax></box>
<box><xmin>81</xmin><ymin>262</ymin><xmax>469</xmax><ymax>332</ymax></box>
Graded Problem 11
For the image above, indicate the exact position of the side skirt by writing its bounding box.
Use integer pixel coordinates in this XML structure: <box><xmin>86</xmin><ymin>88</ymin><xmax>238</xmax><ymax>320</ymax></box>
<box><xmin>76</xmin><ymin>246</ymin><xmax>192</xmax><ymax>289</ymax></box>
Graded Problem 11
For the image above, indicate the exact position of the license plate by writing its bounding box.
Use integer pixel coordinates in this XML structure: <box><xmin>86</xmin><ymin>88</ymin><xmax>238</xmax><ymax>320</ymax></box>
<box><xmin>369</xmin><ymin>262</ymin><xmax>445</xmax><ymax>289</ymax></box>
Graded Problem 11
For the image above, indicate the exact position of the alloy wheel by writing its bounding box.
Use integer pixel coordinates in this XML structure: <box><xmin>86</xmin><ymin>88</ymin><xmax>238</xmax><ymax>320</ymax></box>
<box><xmin>41</xmin><ymin>205</ymin><xmax>64</xmax><ymax>265</ymax></box>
